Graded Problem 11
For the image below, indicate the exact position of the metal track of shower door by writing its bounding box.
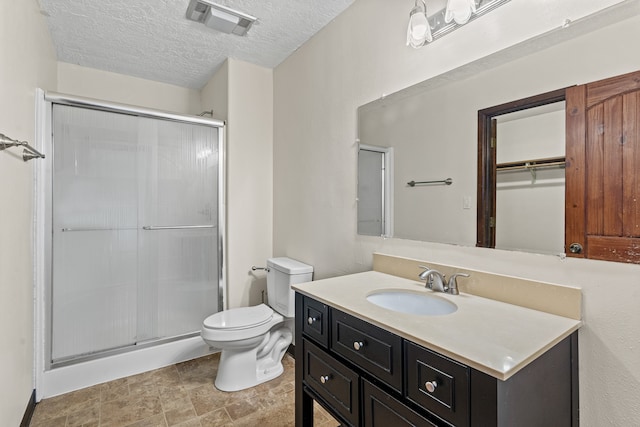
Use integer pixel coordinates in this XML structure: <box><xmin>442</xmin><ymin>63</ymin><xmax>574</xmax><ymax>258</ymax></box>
<box><xmin>51</xmin><ymin>332</ymin><xmax>200</xmax><ymax>368</ymax></box>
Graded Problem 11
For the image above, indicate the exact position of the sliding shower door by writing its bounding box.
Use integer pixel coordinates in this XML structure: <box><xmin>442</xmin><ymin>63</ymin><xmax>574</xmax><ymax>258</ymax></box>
<box><xmin>51</xmin><ymin>104</ymin><xmax>222</xmax><ymax>364</ymax></box>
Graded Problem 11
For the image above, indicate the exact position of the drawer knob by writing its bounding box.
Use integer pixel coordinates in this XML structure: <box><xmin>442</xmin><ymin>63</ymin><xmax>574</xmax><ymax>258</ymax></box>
<box><xmin>307</xmin><ymin>316</ymin><xmax>317</xmax><ymax>325</ymax></box>
<box><xmin>425</xmin><ymin>381</ymin><xmax>438</xmax><ymax>393</ymax></box>
<box><xmin>353</xmin><ymin>341</ymin><xmax>365</xmax><ymax>351</ymax></box>
<box><xmin>320</xmin><ymin>375</ymin><xmax>330</xmax><ymax>384</ymax></box>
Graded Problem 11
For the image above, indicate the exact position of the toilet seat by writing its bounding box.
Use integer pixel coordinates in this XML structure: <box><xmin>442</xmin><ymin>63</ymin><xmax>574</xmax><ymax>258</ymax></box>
<box><xmin>203</xmin><ymin>304</ymin><xmax>274</xmax><ymax>331</ymax></box>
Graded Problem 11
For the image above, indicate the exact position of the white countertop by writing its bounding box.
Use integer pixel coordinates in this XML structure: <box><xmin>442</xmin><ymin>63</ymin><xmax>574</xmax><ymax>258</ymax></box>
<box><xmin>293</xmin><ymin>271</ymin><xmax>582</xmax><ymax>381</ymax></box>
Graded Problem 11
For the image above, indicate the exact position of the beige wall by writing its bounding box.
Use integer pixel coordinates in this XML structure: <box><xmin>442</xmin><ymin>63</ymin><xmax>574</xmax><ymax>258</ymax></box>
<box><xmin>274</xmin><ymin>0</ymin><xmax>640</xmax><ymax>425</ymax></box>
<box><xmin>57</xmin><ymin>62</ymin><xmax>202</xmax><ymax>115</ymax></box>
<box><xmin>0</xmin><ymin>0</ymin><xmax>57</xmax><ymax>425</ymax></box>
<box><xmin>213</xmin><ymin>59</ymin><xmax>273</xmax><ymax>309</ymax></box>
<box><xmin>201</xmin><ymin>61</ymin><xmax>229</xmax><ymax>121</ymax></box>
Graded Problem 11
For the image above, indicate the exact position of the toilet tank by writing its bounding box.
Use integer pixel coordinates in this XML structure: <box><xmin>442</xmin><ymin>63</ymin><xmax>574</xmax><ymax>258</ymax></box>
<box><xmin>267</xmin><ymin>257</ymin><xmax>313</xmax><ymax>317</ymax></box>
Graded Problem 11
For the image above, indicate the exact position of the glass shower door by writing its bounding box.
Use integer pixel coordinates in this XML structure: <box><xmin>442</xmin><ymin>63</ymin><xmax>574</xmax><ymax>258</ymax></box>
<box><xmin>51</xmin><ymin>104</ymin><xmax>220</xmax><ymax>363</ymax></box>
<box><xmin>51</xmin><ymin>105</ymin><xmax>140</xmax><ymax>361</ymax></box>
<box><xmin>137</xmin><ymin>118</ymin><xmax>219</xmax><ymax>341</ymax></box>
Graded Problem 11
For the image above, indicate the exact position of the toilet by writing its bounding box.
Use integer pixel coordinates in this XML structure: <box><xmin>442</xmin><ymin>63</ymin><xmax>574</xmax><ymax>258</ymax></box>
<box><xmin>201</xmin><ymin>257</ymin><xmax>313</xmax><ymax>392</ymax></box>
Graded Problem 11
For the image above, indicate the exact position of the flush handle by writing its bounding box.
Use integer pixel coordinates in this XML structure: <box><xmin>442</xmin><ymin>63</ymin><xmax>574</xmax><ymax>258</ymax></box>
<box><xmin>425</xmin><ymin>380</ymin><xmax>438</xmax><ymax>393</ymax></box>
<box><xmin>569</xmin><ymin>243</ymin><xmax>583</xmax><ymax>254</ymax></box>
<box><xmin>353</xmin><ymin>341</ymin><xmax>364</xmax><ymax>351</ymax></box>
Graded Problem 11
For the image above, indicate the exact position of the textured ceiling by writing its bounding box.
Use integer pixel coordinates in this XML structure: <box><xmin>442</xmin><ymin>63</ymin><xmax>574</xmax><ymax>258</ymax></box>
<box><xmin>38</xmin><ymin>0</ymin><xmax>354</xmax><ymax>89</ymax></box>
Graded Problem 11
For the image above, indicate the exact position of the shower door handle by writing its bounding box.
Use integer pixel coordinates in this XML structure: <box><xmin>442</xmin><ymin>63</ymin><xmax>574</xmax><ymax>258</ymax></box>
<box><xmin>142</xmin><ymin>225</ymin><xmax>215</xmax><ymax>230</ymax></box>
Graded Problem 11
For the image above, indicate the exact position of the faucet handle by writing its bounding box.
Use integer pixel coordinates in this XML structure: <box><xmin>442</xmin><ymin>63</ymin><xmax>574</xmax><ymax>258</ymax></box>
<box><xmin>446</xmin><ymin>273</ymin><xmax>470</xmax><ymax>295</ymax></box>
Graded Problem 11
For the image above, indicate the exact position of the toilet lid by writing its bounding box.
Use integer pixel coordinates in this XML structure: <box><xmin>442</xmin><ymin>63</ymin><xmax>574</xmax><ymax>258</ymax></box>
<box><xmin>203</xmin><ymin>304</ymin><xmax>274</xmax><ymax>330</ymax></box>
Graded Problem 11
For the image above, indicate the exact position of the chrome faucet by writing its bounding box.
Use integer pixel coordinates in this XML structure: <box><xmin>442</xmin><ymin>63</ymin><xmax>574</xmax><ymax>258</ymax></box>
<box><xmin>418</xmin><ymin>266</ymin><xmax>446</xmax><ymax>292</ymax></box>
<box><xmin>418</xmin><ymin>265</ymin><xmax>469</xmax><ymax>295</ymax></box>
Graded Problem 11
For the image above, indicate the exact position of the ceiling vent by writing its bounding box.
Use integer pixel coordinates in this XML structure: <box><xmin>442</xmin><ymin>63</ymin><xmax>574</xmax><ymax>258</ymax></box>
<box><xmin>186</xmin><ymin>0</ymin><xmax>257</xmax><ymax>36</ymax></box>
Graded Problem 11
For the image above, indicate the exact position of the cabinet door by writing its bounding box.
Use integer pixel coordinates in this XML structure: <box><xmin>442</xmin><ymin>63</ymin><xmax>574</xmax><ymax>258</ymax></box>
<box><xmin>363</xmin><ymin>379</ymin><xmax>438</xmax><ymax>427</ymax></box>
<box><xmin>405</xmin><ymin>342</ymin><xmax>470</xmax><ymax>427</ymax></box>
<box><xmin>566</xmin><ymin>69</ymin><xmax>640</xmax><ymax>263</ymax></box>
<box><xmin>302</xmin><ymin>338</ymin><xmax>360</xmax><ymax>426</ymax></box>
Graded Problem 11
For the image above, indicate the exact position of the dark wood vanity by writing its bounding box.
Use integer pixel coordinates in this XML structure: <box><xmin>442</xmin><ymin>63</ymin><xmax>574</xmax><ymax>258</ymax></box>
<box><xmin>295</xmin><ymin>292</ymin><xmax>579</xmax><ymax>427</ymax></box>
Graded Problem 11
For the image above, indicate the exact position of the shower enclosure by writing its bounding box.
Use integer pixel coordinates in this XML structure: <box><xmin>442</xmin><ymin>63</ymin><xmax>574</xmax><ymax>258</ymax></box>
<box><xmin>35</xmin><ymin>92</ymin><xmax>224</xmax><ymax>396</ymax></box>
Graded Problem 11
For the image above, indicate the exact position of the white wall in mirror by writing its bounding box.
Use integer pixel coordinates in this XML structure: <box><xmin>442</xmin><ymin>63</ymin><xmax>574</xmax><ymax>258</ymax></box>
<box><xmin>495</xmin><ymin>104</ymin><xmax>565</xmax><ymax>254</ymax></box>
<box><xmin>359</xmin><ymin>88</ymin><xmax>477</xmax><ymax>245</ymax></box>
<box><xmin>496</xmin><ymin>104</ymin><xmax>565</xmax><ymax>162</ymax></box>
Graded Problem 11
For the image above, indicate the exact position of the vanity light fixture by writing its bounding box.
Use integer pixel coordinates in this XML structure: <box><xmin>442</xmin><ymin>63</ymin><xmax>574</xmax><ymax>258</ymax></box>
<box><xmin>407</xmin><ymin>0</ymin><xmax>511</xmax><ymax>48</ymax></box>
<box><xmin>407</xmin><ymin>0</ymin><xmax>432</xmax><ymax>48</ymax></box>
<box><xmin>186</xmin><ymin>0</ymin><xmax>257</xmax><ymax>36</ymax></box>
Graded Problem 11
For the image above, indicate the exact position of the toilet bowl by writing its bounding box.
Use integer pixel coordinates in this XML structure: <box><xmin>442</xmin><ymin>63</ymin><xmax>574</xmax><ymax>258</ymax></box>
<box><xmin>202</xmin><ymin>304</ymin><xmax>291</xmax><ymax>391</ymax></box>
<box><xmin>201</xmin><ymin>257</ymin><xmax>313</xmax><ymax>392</ymax></box>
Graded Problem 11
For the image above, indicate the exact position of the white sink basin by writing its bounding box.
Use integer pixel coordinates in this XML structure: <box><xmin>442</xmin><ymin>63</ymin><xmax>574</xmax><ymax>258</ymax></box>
<box><xmin>366</xmin><ymin>290</ymin><xmax>458</xmax><ymax>316</ymax></box>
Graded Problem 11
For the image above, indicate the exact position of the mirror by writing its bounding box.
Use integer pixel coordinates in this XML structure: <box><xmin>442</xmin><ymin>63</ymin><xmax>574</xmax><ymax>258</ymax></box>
<box><xmin>358</xmin><ymin>67</ymin><xmax>564</xmax><ymax>253</ymax></box>
<box><xmin>356</xmin><ymin>3</ymin><xmax>639</xmax><ymax>259</ymax></box>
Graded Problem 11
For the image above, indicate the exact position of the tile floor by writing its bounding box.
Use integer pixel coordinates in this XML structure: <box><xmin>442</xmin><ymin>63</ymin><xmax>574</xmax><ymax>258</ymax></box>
<box><xmin>30</xmin><ymin>353</ymin><xmax>339</xmax><ymax>427</ymax></box>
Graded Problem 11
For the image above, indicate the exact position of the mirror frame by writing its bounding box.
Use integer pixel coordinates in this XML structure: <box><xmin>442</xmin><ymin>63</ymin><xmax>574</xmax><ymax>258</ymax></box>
<box><xmin>476</xmin><ymin>87</ymin><xmax>570</xmax><ymax>248</ymax></box>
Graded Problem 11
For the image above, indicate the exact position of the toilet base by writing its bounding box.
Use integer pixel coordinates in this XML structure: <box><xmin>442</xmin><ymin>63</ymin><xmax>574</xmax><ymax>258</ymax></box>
<box><xmin>214</xmin><ymin>327</ymin><xmax>292</xmax><ymax>392</ymax></box>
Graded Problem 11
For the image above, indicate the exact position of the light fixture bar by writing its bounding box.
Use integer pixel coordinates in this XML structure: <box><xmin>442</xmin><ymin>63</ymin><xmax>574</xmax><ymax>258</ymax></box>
<box><xmin>428</xmin><ymin>0</ymin><xmax>511</xmax><ymax>41</ymax></box>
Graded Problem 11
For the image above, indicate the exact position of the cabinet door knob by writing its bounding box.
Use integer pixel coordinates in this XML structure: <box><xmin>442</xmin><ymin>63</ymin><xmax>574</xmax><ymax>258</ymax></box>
<box><xmin>307</xmin><ymin>316</ymin><xmax>317</xmax><ymax>325</ymax></box>
<box><xmin>353</xmin><ymin>341</ymin><xmax>364</xmax><ymax>351</ymax></box>
<box><xmin>425</xmin><ymin>381</ymin><xmax>438</xmax><ymax>393</ymax></box>
<box><xmin>320</xmin><ymin>375</ymin><xmax>330</xmax><ymax>384</ymax></box>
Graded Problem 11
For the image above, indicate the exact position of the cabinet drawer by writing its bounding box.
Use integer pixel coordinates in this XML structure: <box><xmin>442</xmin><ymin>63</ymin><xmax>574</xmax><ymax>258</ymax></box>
<box><xmin>331</xmin><ymin>310</ymin><xmax>403</xmax><ymax>392</ymax></box>
<box><xmin>406</xmin><ymin>342</ymin><xmax>470</xmax><ymax>427</ymax></box>
<box><xmin>302</xmin><ymin>296</ymin><xmax>329</xmax><ymax>348</ymax></box>
<box><xmin>363</xmin><ymin>379</ymin><xmax>438</xmax><ymax>427</ymax></box>
<box><xmin>302</xmin><ymin>338</ymin><xmax>360</xmax><ymax>426</ymax></box>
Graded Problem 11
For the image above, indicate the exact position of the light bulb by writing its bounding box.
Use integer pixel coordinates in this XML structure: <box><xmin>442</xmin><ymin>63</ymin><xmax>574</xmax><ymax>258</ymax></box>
<box><xmin>406</xmin><ymin>1</ymin><xmax>432</xmax><ymax>48</ymax></box>
<box><xmin>444</xmin><ymin>0</ymin><xmax>477</xmax><ymax>25</ymax></box>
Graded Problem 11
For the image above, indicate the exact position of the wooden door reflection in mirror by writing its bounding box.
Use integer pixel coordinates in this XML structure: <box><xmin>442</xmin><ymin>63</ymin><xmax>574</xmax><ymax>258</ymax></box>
<box><xmin>566</xmin><ymin>69</ymin><xmax>640</xmax><ymax>264</ymax></box>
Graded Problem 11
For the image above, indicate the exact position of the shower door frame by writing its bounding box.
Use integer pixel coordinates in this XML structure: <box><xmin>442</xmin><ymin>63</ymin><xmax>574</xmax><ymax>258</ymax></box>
<box><xmin>33</xmin><ymin>89</ymin><xmax>226</xmax><ymax>400</ymax></box>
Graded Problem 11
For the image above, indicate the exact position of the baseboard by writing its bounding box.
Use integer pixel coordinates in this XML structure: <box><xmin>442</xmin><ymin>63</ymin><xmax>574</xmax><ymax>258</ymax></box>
<box><xmin>20</xmin><ymin>389</ymin><xmax>36</xmax><ymax>427</ymax></box>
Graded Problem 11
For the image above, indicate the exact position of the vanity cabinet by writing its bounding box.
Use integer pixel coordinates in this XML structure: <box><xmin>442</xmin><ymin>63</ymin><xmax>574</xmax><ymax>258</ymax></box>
<box><xmin>295</xmin><ymin>293</ymin><xmax>578</xmax><ymax>427</ymax></box>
